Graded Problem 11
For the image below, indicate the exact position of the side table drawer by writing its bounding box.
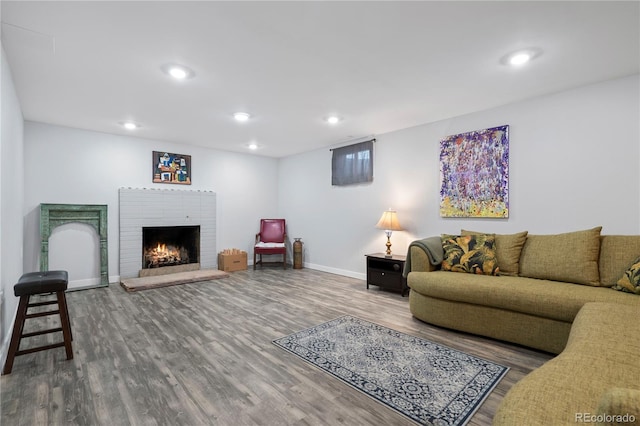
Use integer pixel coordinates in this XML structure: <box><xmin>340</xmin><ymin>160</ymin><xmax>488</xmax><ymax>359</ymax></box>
<box><xmin>368</xmin><ymin>269</ymin><xmax>403</xmax><ymax>289</ymax></box>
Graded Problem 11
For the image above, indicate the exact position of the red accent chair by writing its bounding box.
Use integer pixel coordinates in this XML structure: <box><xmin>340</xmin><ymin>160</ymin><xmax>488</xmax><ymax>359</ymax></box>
<box><xmin>254</xmin><ymin>219</ymin><xmax>287</xmax><ymax>270</ymax></box>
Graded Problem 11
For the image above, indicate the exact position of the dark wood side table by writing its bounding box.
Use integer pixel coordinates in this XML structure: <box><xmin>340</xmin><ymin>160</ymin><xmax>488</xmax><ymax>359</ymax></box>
<box><xmin>365</xmin><ymin>253</ymin><xmax>408</xmax><ymax>296</ymax></box>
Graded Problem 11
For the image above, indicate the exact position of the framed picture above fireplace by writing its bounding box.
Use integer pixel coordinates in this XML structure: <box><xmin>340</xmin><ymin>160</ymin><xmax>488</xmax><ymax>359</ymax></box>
<box><xmin>152</xmin><ymin>151</ymin><xmax>191</xmax><ymax>185</ymax></box>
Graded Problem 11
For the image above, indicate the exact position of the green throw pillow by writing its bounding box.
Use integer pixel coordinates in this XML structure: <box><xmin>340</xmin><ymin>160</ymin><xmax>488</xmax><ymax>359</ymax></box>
<box><xmin>612</xmin><ymin>257</ymin><xmax>640</xmax><ymax>295</ymax></box>
<box><xmin>519</xmin><ymin>227</ymin><xmax>602</xmax><ymax>286</ymax></box>
<box><xmin>441</xmin><ymin>234</ymin><xmax>499</xmax><ymax>276</ymax></box>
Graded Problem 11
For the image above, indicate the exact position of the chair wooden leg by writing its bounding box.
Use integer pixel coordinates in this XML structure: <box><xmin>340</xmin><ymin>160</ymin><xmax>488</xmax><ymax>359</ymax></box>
<box><xmin>253</xmin><ymin>251</ymin><xmax>257</xmax><ymax>270</ymax></box>
<box><xmin>3</xmin><ymin>296</ymin><xmax>29</xmax><ymax>375</ymax></box>
<box><xmin>56</xmin><ymin>291</ymin><xmax>73</xmax><ymax>360</ymax></box>
<box><xmin>283</xmin><ymin>251</ymin><xmax>286</xmax><ymax>269</ymax></box>
<box><xmin>65</xmin><ymin>297</ymin><xmax>73</xmax><ymax>342</ymax></box>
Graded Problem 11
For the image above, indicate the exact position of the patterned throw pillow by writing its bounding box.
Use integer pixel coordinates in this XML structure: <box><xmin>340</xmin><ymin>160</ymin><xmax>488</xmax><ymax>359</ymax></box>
<box><xmin>612</xmin><ymin>257</ymin><xmax>640</xmax><ymax>295</ymax></box>
<box><xmin>461</xmin><ymin>229</ymin><xmax>528</xmax><ymax>276</ymax></box>
<box><xmin>441</xmin><ymin>234</ymin><xmax>499</xmax><ymax>276</ymax></box>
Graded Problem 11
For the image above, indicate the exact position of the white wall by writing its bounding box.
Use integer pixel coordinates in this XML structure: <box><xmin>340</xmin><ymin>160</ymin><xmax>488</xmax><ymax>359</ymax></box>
<box><xmin>23</xmin><ymin>122</ymin><xmax>279</xmax><ymax>284</ymax></box>
<box><xmin>1</xmin><ymin>45</ymin><xmax>25</xmax><ymax>362</ymax></box>
<box><xmin>11</xmin><ymin>74</ymin><xmax>640</xmax><ymax>316</ymax></box>
<box><xmin>278</xmin><ymin>75</ymin><xmax>640</xmax><ymax>278</ymax></box>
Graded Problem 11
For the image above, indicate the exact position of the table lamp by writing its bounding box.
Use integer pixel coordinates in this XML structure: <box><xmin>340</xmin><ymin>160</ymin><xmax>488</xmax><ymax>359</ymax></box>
<box><xmin>375</xmin><ymin>209</ymin><xmax>403</xmax><ymax>258</ymax></box>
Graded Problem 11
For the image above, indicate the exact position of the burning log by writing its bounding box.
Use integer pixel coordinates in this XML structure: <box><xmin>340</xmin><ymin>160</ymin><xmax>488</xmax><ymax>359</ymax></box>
<box><xmin>144</xmin><ymin>243</ymin><xmax>189</xmax><ymax>268</ymax></box>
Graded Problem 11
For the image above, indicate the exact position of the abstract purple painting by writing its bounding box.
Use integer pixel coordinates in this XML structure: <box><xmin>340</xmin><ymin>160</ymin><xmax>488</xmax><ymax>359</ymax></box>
<box><xmin>439</xmin><ymin>125</ymin><xmax>509</xmax><ymax>218</ymax></box>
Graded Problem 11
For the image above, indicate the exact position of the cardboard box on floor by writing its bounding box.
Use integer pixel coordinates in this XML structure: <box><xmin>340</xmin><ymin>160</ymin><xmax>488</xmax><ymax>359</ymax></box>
<box><xmin>218</xmin><ymin>249</ymin><xmax>248</xmax><ymax>272</ymax></box>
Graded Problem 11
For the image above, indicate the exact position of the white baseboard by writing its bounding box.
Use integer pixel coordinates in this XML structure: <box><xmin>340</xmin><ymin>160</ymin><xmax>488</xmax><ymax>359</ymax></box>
<box><xmin>303</xmin><ymin>262</ymin><xmax>366</xmax><ymax>281</ymax></box>
<box><xmin>66</xmin><ymin>275</ymin><xmax>121</xmax><ymax>291</ymax></box>
<box><xmin>68</xmin><ymin>277</ymin><xmax>101</xmax><ymax>289</ymax></box>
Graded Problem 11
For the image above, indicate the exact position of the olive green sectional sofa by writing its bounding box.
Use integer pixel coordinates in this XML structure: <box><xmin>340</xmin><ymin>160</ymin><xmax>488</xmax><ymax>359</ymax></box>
<box><xmin>493</xmin><ymin>302</ymin><xmax>640</xmax><ymax>426</ymax></box>
<box><xmin>405</xmin><ymin>227</ymin><xmax>640</xmax><ymax>425</ymax></box>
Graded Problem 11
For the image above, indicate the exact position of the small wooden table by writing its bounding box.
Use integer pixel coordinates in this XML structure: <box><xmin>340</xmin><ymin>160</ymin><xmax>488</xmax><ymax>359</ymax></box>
<box><xmin>365</xmin><ymin>253</ymin><xmax>408</xmax><ymax>296</ymax></box>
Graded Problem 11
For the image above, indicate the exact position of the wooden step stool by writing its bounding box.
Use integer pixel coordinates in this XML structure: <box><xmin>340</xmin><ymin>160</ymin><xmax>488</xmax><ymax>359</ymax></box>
<box><xmin>2</xmin><ymin>271</ymin><xmax>73</xmax><ymax>375</ymax></box>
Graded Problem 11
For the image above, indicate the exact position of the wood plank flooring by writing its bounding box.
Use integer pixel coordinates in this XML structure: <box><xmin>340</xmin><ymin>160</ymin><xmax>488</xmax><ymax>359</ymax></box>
<box><xmin>1</xmin><ymin>268</ymin><xmax>553</xmax><ymax>425</ymax></box>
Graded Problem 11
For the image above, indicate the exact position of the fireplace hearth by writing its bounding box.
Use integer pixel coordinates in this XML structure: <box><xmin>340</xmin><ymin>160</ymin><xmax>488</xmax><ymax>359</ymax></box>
<box><xmin>142</xmin><ymin>226</ymin><xmax>200</xmax><ymax>269</ymax></box>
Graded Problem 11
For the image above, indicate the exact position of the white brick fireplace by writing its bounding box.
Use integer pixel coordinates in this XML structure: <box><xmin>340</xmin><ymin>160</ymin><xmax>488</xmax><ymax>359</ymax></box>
<box><xmin>119</xmin><ymin>188</ymin><xmax>216</xmax><ymax>279</ymax></box>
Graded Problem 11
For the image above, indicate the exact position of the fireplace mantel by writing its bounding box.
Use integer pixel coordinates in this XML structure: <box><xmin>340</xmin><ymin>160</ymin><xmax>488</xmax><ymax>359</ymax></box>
<box><xmin>40</xmin><ymin>203</ymin><xmax>109</xmax><ymax>287</ymax></box>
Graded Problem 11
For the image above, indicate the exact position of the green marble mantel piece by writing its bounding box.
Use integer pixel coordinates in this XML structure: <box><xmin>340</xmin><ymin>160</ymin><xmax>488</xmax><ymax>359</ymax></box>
<box><xmin>40</xmin><ymin>203</ymin><xmax>109</xmax><ymax>287</ymax></box>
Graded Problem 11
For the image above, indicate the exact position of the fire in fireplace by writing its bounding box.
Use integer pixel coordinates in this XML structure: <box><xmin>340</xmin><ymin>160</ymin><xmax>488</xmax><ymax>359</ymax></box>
<box><xmin>142</xmin><ymin>226</ymin><xmax>200</xmax><ymax>269</ymax></box>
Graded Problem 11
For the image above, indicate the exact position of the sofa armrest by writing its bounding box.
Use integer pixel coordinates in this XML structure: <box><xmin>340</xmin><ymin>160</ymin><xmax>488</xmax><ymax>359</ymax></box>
<box><xmin>407</xmin><ymin>246</ymin><xmax>439</xmax><ymax>273</ymax></box>
<box><xmin>596</xmin><ymin>388</ymin><xmax>640</xmax><ymax>425</ymax></box>
<box><xmin>403</xmin><ymin>236</ymin><xmax>443</xmax><ymax>277</ymax></box>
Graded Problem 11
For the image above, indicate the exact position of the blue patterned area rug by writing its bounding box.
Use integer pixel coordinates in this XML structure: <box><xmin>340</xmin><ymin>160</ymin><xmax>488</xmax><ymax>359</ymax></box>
<box><xmin>273</xmin><ymin>316</ymin><xmax>508</xmax><ymax>425</ymax></box>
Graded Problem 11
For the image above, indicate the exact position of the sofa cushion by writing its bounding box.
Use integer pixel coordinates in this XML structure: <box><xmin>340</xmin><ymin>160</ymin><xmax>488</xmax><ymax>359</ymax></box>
<box><xmin>461</xmin><ymin>230</ymin><xmax>528</xmax><ymax>276</ymax></box>
<box><xmin>612</xmin><ymin>256</ymin><xmax>640</xmax><ymax>295</ymax></box>
<box><xmin>408</xmin><ymin>271</ymin><xmax>640</xmax><ymax>323</ymax></box>
<box><xmin>598</xmin><ymin>235</ymin><xmax>640</xmax><ymax>286</ymax></box>
<box><xmin>519</xmin><ymin>227</ymin><xmax>602</xmax><ymax>286</ymax></box>
<box><xmin>441</xmin><ymin>234</ymin><xmax>499</xmax><ymax>275</ymax></box>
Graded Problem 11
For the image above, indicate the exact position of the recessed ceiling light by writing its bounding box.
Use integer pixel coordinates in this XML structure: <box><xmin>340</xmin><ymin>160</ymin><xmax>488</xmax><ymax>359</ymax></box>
<box><xmin>161</xmin><ymin>63</ymin><xmax>195</xmax><ymax>80</ymax></box>
<box><xmin>501</xmin><ymin>48</ymin><xmax>543</xmax><ymax>67</ymax></box>
<box><xmin>509</xmin><ymin>53</ymin><xmax>531</xmax><ymax>66</ymax></box>
<box><xmin>234</xmin><ymin>112</ymin><xmax>251</xmax><ymax>122</ymax></box>
<box><xmin>326</xmin><ymin>116</ymin><xmax>341</xmax><ymax>125</ymax></box>
<box><xmin>248</xmin><ymin>143</ymin><xmax>258</xmax><ymax>150</ymax></box>
<box><xmin>169</xmin><ymin>67</ymin><xmax>188</xmax><ymax>79</ymax></box>
<box><xmin>120</xmin><ymin>121</ymin><xmax>140</xmax><ymax>130</ymax></box>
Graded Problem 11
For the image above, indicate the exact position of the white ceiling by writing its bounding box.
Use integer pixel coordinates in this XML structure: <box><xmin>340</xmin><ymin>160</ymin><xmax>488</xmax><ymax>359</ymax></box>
<box><xmin>2</xmin><ymin>1</ymin><xmax>639</xmax><ymax>158</ymax></box>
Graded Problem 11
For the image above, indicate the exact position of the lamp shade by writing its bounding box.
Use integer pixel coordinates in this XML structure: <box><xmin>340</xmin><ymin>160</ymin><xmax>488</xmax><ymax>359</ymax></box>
<box><xmin>375</xmin><ymin>210</ymin><xmax>403</xmax><ymax>231</ymax></box>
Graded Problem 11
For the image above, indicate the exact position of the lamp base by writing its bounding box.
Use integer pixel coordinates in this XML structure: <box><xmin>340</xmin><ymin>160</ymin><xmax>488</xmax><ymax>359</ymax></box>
<box><xmin>384</xmin><ymin>234</ymin><xmax>393</xmax><ymax>258</ymax></box>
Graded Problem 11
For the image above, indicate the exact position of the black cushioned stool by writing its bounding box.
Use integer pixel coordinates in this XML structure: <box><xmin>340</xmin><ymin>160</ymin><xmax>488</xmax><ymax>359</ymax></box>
<box><xmin>3</xmin><ymin>271</ymin><xmax>73</xmax><ymax>375</ymax></box>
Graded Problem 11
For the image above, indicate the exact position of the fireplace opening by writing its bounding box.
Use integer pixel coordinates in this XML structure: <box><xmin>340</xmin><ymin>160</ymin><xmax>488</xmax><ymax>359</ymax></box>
<box><xmin>142</xmin><ymin>226</ymin><xmax>200</xmax><ymax>269</ymax></box>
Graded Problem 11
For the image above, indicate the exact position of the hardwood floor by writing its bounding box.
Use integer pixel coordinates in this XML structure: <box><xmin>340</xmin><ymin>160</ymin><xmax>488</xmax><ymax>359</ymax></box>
<box><xmin>1</xmin><ymin>268</ymin><xmax>553</xmax><ymax>425</ymax></box>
